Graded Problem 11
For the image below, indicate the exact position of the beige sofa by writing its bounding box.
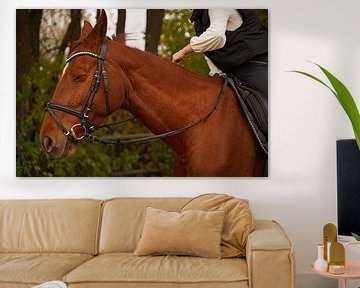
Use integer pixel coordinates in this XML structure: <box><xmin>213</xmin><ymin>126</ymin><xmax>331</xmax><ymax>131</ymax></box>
<box><xmin>0</xmin><ymin>198</ymin><xmax>295</xmax><ymax>288</ymax></box>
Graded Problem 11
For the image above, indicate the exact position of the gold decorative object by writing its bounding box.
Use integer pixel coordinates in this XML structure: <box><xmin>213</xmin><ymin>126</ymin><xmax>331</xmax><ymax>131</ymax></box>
<box><xmin>329</xmin><ymin>242</ymin><xmax>345</xmax><ymax>274</ymax></box>
<box><xmin>323</xmin><ymin>223</ymin><xmax>337</xmax><ymax>261</ymax></box>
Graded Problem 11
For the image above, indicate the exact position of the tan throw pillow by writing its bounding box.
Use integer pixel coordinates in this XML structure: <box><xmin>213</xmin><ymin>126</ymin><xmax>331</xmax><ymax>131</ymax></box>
<box><xmin>134</xmin><ymin>207</ymin><xmax>225</xmax><ymax>258</ymax></box>
<box><xmin>181</xmin><ymin>194</ymin><xmax>254</xmax><ymax>258</ymax></box>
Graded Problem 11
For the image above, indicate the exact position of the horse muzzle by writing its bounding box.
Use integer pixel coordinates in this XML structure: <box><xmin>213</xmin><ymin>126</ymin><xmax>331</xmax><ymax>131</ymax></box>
<box><xmin>41</xmin><ymin>133</ymin><xmax>76</xmax><ymax>159</ymax></box>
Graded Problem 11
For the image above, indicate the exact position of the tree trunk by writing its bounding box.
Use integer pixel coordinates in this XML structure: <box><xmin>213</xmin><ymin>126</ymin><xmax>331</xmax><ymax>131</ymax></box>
<box><xmin>145</xmin><ymin>9</ymin><xmax>165</xmax><ymax>55</ymax></box>
<box><xmin>116</xmin><ymin>9</ymin><xmax>126</xmax><ymax>35</ymax></box>
<box><xmin>16</xmin><ymin>9</ymin><xmax>43</xmax><ymax>90</ymax></box>
<box><xmin>59</xmin><ymin>9</ymin><xmax>82</xmax><ymax>55</ymax></box>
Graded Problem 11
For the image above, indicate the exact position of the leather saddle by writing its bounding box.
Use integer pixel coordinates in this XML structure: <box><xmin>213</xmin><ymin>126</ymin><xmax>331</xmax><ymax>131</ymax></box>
<box><xmin>227</xmin><ymin>76</ymin><xmax>268</xmax><ymax>156</ymax></box>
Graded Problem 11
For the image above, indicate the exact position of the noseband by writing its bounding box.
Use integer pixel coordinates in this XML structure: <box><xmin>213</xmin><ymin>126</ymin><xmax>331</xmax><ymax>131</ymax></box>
<box><xmin>45</xmin><ymin>42</ymin><xmax>110</xmax><ymax>141</ymax></box>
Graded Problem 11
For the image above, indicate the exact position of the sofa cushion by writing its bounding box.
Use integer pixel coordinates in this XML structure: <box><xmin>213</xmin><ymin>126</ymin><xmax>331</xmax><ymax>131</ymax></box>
<box><xmin>63</xmin><ymin>253</ymin><xmax>248</xmax><ymax>285</ymax></box>
<box><xmin>181</xmin><ymin>194</ymin><xmax>254</xmax><ymax>258</ymax></box>
<box><xmin>99</xmin><ymin>198</ymin><xmax>190</xmax><ymax>253</ymax></box>
<box><xmin>0</xmin><ymin>253</ymin><xmax>93</xmax><ymax>285</ymax></box>
<box><xmin>0</xmin><ymin>199</ymin><xmax>102</xmax><ymax>254</ymax></box>
<box><xmin>134</xmin><ymin>207</ymin><xmax>225</xmax><ymax>258</ymax></box>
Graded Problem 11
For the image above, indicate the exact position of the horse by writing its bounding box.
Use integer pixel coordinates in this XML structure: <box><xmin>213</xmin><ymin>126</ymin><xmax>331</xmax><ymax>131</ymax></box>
<box><xmin>39</xmin><ymin>11</ymin><xmax>267</xmax><ymax>177</ymax></box>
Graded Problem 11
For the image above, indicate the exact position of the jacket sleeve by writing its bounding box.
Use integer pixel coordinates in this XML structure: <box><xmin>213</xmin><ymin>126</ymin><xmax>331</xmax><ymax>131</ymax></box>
<box><xmin>190</xmin><ymin>9</ymin><xmax>232</xmax><ymax>53</ymax></box>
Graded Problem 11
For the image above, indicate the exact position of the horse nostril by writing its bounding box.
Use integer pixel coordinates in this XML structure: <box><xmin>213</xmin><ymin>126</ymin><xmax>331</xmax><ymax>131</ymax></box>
<box><xmin>43</xmin><ymin>135</ymin><xmax>55</xmax><ymax>153</ymax></box>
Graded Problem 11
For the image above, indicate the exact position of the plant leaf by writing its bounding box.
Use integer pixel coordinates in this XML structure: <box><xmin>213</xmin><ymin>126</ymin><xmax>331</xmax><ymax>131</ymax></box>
<box><xmin>351</xmin><ymin>232</ymin><xmax>360</xmax><ymax>241</ymax></box>
<box><xmin>290</xmin><ymin>64</ymin><xmax>360</xmax><ymax>150</ymax></box>
<box><xmin>289</xmin><ymin>70</ymin><xmax>337</xmax><ymax>99</ymax></box>
<box><xmin>315</xmin><ymin>64</ymin><xmax>360</xmax><ymax>150</ymax></box>
<box><xmin>353</xmin><ymin>127</ymin><xmax>360</xmax><ymax>150</ymax></box>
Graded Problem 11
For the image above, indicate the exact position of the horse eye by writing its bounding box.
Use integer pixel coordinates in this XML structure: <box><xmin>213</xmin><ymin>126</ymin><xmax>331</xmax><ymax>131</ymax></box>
<box><xmin>73</xmin><ymin>74</ymin><xmax>87</xmax><ymax>82</ymax></box>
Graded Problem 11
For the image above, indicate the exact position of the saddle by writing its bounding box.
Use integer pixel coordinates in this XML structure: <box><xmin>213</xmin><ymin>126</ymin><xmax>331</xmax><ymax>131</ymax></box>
<box><xmin>227</xmin><ymin>76</ymin><xmax>268</xmax><ymax>156</ymax></box>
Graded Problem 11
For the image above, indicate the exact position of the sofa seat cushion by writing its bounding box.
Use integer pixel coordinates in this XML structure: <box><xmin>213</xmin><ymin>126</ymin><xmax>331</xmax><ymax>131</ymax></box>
<box><xmin>0</xmin><ymin>253</ymin><xmax>93</xmax><ymax>285</ymax></box>
<box><xmin>64</xmin><ymin>253</ymin><xmax>248</xmax><ymax>286</ymax></box>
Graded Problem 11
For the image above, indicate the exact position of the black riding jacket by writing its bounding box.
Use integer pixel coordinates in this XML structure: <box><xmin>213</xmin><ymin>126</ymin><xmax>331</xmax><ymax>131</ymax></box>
<box><xmin>190</xmin><ymin>9</ymin><xmax>268</xmax><ymax>72</ymax></box>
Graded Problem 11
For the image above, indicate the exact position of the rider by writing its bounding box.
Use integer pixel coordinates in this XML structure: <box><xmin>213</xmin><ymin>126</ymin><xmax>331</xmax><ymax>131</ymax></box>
<box><xmin>172</xmin><ymin>9</ymin><xmax>268</xmax><ymax>159</ymax></box>
<box><xmin>172</xmin><ymin>9</ymin><xmax>268</xmax><ymax>96</ymax></box>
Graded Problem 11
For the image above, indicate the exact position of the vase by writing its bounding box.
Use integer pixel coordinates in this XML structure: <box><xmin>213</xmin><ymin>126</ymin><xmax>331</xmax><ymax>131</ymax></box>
<box><xmin>314</xmin><ymin>244</ymin><xmax>328</xmax><ymax>272</ymax></box>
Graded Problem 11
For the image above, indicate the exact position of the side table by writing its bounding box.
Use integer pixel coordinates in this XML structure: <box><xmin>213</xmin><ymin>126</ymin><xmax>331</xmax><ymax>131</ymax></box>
<box><xmin>311</xmin><ymin>242</ymin><xmax>360</xmax><ymax>288</ymax></box>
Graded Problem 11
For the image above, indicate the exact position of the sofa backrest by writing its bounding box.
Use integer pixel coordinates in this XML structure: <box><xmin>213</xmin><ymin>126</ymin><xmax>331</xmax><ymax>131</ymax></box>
<box><xmin>99</xmin><ymin>197</ymin><xmax>190</xmax><ymax>253</ymax></box>
<box><xmin>0</xmin><ymin>199</ymin><xmax>102</xmax><ymax>255</ymax></box>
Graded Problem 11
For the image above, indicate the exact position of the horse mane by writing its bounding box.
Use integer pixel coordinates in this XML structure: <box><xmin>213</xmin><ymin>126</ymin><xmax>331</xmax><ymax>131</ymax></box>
<box><xmin>109</xmin><ymin>34</ymin><xmax>212</xmax><ymax>84</ymax></box>
<box><xmin>112</xmin><ymin>33</ymin><xmax>126</xmax><ymax>44</ymax></box>
<box><xmin>67</xmin><ymin>31</ymin><xmax>213</xmax><ymax>88</ymax></box>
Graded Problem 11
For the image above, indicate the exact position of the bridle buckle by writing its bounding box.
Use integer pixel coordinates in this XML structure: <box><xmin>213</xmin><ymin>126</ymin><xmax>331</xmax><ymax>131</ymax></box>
<box><xmin>70</xmin><ymin>124</ymin><xmax>87</xmax><ymax>140</ymax></box>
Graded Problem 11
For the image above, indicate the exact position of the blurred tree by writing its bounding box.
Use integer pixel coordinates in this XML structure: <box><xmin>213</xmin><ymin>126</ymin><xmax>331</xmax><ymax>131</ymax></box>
<box><xmin>16</xmin><ymin>9</ymin><xmax>43</xmax><ymax>90</ymax></box>
<box><xmin>145</xmin><ymin>9</ymin><xmax>165</xmax><ymax>54</ymax></box>
<box><xmin>40</xmin><ymin>10</ymin><xmax>74</xmax><ymax>59</ymax></box>
<box><xmin>59</xmin><ymin>10</ymin><xmax>82</xmax><ymax>55</ymax></box>
<box><xmin>254</xmin><ymin>9</ymin><xmax>268</xmax><ymax>31</ymax></box>
<box><xmin>117</xmin><ymin>9</ymin><xmax>126</xmax><ymax>34</ymax></box>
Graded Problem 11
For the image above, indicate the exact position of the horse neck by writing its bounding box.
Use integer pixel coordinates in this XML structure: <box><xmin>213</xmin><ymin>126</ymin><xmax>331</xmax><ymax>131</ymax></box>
<box><xmin>111</xmin><ymin>43</ymin><xmax>222</xmax><ymax>144</ymax></box>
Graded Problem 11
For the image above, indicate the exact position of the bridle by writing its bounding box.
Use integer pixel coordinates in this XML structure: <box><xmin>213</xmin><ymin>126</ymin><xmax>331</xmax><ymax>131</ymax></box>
<box><xmin>45</xmin><ymin>41</ymin><xmax>110</xmax><ymax>142</ymax></box>
<box><xmin>45</xmin><ymin>40</ymin><xmax>229</xmax><ymax>146</ymax></box>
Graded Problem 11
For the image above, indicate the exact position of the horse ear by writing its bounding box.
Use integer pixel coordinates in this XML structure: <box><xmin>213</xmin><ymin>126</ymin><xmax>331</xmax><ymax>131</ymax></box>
<box><xmin>81</xmin><ymin>20</ymin><xmax>93</xmax><ymax>38</ymax></box>
<box><xmin>85</xmin><ymin>10</ymin><xmax>108</xmax><ymax>46</ymax></box>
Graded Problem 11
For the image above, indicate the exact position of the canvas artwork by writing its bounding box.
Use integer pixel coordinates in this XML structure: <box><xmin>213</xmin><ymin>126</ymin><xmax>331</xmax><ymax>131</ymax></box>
<box><xmin>16</xmin><ymin>9</ymin><xmax>268</xmax><ymax>177</ymax></box>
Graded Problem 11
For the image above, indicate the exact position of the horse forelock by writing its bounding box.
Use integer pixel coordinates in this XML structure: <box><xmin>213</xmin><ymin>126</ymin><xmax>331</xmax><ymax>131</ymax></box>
<box><xmin>68</xmin><ymin>32</ymin><xmax>107</xmax><ymax>56</ymax></box>
<box><xmin>68</xmin><ymin>39</ymin><xmax>83</xmax><ymax>55</ymax></box>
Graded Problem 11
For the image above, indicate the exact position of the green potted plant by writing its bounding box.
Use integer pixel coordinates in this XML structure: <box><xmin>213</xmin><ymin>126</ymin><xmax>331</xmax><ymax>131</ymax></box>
<box><xmin>292</xmin><ymin>64</ymin><xmax>360</xmax><ymax>241</ymax></box>
<box><xmin>291</xmin><ymin>63</ymin><xmax>360</xmax><ymax>150</ymax></box>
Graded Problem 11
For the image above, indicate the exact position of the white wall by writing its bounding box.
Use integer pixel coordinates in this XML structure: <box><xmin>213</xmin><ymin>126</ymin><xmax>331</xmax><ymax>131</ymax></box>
<box><xmin>2</xmin><ymin>1</ymin><xmax>360</xmax><ymax>288</ymax></box>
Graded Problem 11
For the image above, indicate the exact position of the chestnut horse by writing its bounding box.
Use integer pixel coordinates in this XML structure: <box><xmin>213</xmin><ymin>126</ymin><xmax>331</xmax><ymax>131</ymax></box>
<box><xmin>39</xmin><ymin>11</ymin><xmax>266</xmax><ymax>176</ymax></box>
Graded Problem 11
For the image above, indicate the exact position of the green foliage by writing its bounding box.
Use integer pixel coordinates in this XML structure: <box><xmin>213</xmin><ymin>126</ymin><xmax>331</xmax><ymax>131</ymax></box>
<box><xmin>16</xmin><ymin>58</ymin><xmax>173</xmax><ymax>177</ymax></box>
<box><xmin>352</xmin><ymin>232</ymin><xmax>360</xmax><ymax>241</ymax></box>
<box><xmin>291</xmin><ymin>63</ymin><xmax>360</xmax><ymax>150</ymax></box>
<box><xmin>159</xmin><ymin>9</ymin><xmax>209</xmax><ymax>75</ymax></box>
<box><xmin>254</xmin><ymin>9</ymin><xmax>268</xmax><ymax>31</ymax></box>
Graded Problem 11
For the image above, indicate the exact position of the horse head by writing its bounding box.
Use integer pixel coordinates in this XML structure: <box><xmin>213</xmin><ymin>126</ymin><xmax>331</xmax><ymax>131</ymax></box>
<box><xmin>39</xmin><ymin>10</ymin><xmax>127</xmax><ymax>158</ymax></box>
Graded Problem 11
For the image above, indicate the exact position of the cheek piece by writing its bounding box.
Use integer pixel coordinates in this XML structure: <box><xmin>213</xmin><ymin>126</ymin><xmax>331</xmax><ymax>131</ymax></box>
<box><xmin>45</xmin><ymin>41</ymin><xmax>110</xmax><ymax>142</ymax></box>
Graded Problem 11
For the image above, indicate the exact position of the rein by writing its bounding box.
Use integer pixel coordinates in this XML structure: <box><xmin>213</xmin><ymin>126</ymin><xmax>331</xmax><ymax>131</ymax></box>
<box><xmin>45</xmin><ymin>41</ymin><xmax>229</xmax><ymax>146</ymax></box>
<box><xmin>88</xmin><ymin>77</ymin><xmax>228</xmax><ymax>145</ymax></box>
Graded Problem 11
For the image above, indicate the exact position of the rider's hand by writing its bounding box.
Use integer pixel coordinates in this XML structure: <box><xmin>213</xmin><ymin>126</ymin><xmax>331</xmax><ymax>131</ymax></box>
<box><xmin>172</xmin><ymin>50</ymin><xmax>186</xmax><ymax>64</ymax></box>
<box><xmin>172</xmin><ymin>44</ymin><xmax>193</xmax><ymax>64</ymax></box>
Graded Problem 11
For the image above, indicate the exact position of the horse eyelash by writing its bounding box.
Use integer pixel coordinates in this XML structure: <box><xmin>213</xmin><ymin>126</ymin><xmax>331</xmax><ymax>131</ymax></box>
<box><xmin>73</xmin><ymin>74</ymin><xmax>87</xmax><ymax>82</ymax></box>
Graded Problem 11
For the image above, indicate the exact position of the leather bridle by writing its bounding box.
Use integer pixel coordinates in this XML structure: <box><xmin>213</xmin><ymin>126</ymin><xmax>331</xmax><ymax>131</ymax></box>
<box><xmin>45</xmin><ymin>41</ymin><xmax>110</xmax><ymax>142</ymax></box>
<box><xmin>44</xmin><ymin>40</ymin><xmax>229</xmax><ymax>146</ymax></box>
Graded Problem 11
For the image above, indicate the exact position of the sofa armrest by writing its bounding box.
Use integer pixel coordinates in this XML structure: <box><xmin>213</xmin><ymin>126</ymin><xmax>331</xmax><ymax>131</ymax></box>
<box><xmin>246</xmin><ymin>220</ymin><xmax>295</xmax><ymax>288</ymax></box>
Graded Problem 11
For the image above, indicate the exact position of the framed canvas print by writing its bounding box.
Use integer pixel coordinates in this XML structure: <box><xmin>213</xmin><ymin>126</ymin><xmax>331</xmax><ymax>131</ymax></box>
<box><xmin>16</xmin><ymin>9</ymin><xmax>268</xmax><ymax>177</ymax></box>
